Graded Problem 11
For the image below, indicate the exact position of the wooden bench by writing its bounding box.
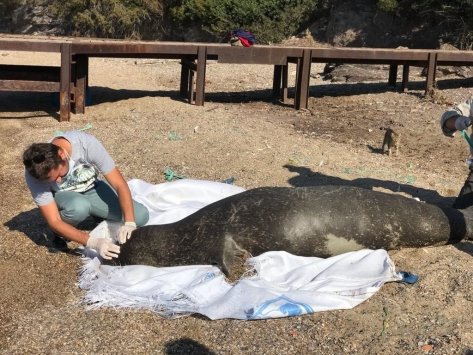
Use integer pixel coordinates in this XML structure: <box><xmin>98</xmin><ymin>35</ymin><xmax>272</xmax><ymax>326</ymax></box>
<box><xmin>0</xmin><ymin>35</ymin><xmax>72</xmax><ymax>121</ymax></box>
<box><xmin>0</xmin><ymin>64</ymin><xmax>60</xmax><ymax>91</ymax></box>
<box><xmin>189</xmin><ymin>44</ymin><xmax>305</xmax><ymax>108</ymax></box>
<box><xmin>70</xmin><ymin>39</ymin><xmax>203</xmax><ymax>113</ymax></box>
<box><xmin>291</xmin><ymin>47</ymin><xmax>438</xmax><ymax>109</ymax></box>
<box><xmin>2</xmin><ymin>34</ymin><xmax>473</xmax><ymax>121</ymax></box>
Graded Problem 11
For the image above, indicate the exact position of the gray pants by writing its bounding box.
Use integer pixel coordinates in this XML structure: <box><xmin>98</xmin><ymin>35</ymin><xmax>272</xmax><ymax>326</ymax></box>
<box><xmin>54</xmin><ymin>180</ymin><xmax>149</xmax><ymax>226</ymax></box>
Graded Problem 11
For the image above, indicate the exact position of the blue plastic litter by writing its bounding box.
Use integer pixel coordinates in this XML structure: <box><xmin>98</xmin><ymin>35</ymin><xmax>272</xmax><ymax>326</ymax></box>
<box><xmin>399</xmin><ymin>271</ymin><xmax>419</xmax><ymax>284</ymax></box>
<box><xmin>164</xmin><ymin>167</ymin><xmax>185</xmax><ymax>181</ymax></box>
<box><xmin>222</xmin><ymin>177</ymin><xmax>235</xmax><ymax>184</ymax></box>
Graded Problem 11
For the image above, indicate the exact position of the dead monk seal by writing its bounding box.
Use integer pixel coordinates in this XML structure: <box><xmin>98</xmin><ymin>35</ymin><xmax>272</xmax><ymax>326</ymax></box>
<box><xmin>111</xmin><ymin>185</ymin><xmax>473</xmax><ymax>276</ymax></box>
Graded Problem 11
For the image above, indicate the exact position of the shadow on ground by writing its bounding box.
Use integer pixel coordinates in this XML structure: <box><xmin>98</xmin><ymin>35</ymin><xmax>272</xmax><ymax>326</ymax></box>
<box><xmin>4</xmin><ymin>208</ymin><xmax>51</xmax><ymax>246</ymax></box>
<box><xmin>455</xmin><ymin>241</ymin><xmax>473</xmax><ymax>256</ymax></box>
<box><xmin>0</xmin><ymin>88</ymin><xmax>187</xmax><ymax>119</ymax></box>
<box><xmin>83</xmin><ymin>86</ymin><xmax>292</xmax><ymax>107</ymax></box>
<box><xmin>308</xmin><ymin>77</ymin><xmax>473</xmax><ymax>98</ymax></box>
<box><xmin>165</xmin><ymin>338</ymin><xmax>216</xmax><ymax>355</ymax></box>
<box><xmin>283</xmin><ymin>164</ymin><xmax>455</xmax><ymax>207</ymax></box>
<box><xmin>4</xmin><ymin>207</ymin><xmax>96</xmax><ymax>253</ymax></box>
<box><xmin>1</xmin><ymin>77</ymin><xmax>472</xmax><ymax>117</ymax></box>
<box><xmin>0</xmin><ymin>92</ymin><xmax>60</xmax><ymax>120</ymax></box>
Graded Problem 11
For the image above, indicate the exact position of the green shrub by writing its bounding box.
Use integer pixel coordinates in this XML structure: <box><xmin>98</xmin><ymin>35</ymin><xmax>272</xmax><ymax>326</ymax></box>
<box><xmin>167</xmin><ymin>0</ymin><xmax>319</xmax><ymax>44</ymax></box>
<box><xmin>50</xmin><ymin>0</ymin><xmax>163</xmax><ymax>39</ymax></box>
<box><xmin>377</xmin><ymin>0</ymin><xmax>398</xmax><ymax>12</ymax></box>
<box><xmin>408</xmin><ymin>0</ymin><xmax>473</xmax><ymax>48</ymax></box>
<box><xmin>21</xmin><ymin>0</ymin><xmax>473</xmax><ymax>48</ymax></box>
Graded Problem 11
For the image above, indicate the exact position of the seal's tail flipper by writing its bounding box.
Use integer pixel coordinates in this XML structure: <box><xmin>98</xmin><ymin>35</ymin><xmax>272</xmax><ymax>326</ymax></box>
<box><xmin>222</xmin><ymin>235</ymin><xmax>252</xmax><ymax>282</ymax></box>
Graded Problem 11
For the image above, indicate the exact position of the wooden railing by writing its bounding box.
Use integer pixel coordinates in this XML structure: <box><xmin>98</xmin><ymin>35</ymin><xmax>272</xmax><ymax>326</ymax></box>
<box><xmin>1</xmin><ymin>34</ymin><xmax>472</xmax><ymax>121</ymax></box>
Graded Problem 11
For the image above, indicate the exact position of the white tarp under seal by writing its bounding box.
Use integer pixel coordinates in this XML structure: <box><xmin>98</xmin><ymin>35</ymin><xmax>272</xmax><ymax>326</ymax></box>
<box><xmin>79</xmin><ymin>179</ymin><xmax>406</xmax><ymax>320</ymax></box>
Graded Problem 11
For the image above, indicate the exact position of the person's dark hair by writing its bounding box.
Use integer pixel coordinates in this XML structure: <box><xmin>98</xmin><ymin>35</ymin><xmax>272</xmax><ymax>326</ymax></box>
<box><xmin>23</xmin><ymin>143</ymin><xmax>62</xmax><ymax>180</ymax></box>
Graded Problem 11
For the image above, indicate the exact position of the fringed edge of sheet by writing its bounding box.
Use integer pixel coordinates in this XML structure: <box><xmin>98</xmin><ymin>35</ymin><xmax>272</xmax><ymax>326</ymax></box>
<box><xmin>77</xmin><ymin>257</ymin><xmax>198</xmax><ymax>318</ymax></box>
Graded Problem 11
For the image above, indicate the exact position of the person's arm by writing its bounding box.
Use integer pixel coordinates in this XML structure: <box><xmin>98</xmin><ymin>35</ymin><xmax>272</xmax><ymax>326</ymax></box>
<box><xmin>103</xmin><ymin>167</ymin><xmax>137</xmax><ymax>244</ymax></box>
<box><xmin>39</xmin><ymin>201</ymin><xmax>120</xmax><ymax>259</ymax></box>
<box><xmin>79</xmin><ymin>132</ymin><xmax>136</xmax><ymax>243</ymax></box>
<box><xmin>103</xmin><ymin>167</ymin><xmax>135</xmax><ymax>223</ymax></box>
<box><xmin>39</xmin><ymin>201</ymin><xmax>89</xmax><ymax>245</ymax></box>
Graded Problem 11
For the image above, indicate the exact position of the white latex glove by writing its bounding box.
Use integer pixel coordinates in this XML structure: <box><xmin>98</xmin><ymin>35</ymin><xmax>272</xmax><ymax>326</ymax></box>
<box><xmin>86</xmin><ymin>236</ymin><xmax>120</xmax><ymax>260</ymax></box>
<box><xmin>116</xmin><ymin>221</ymin><xmax>137</xmax><ymax>244</ymax></box>
<box><xmin>455</xmin><ymin>116</ymin><xmax>472</xmax><ymax>131</ymax></box>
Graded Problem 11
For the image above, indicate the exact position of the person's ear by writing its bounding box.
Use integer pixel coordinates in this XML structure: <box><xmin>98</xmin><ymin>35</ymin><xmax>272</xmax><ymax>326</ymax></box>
<box><xmin>58</xmin><ymin>148</ymin><xmax>67</xmax><ymax>160</ymax></box>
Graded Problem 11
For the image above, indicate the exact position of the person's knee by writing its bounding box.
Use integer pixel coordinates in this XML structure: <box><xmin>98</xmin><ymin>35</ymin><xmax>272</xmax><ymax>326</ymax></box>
<box><xmin>59</xmin><ymin>199</ymin><xmax>91</xmax><ymax>225</ymax></box>
<box><xmin>134</xmin><ymin>203</ymin><xmax>149</xmax><ymax>227</ymax></box>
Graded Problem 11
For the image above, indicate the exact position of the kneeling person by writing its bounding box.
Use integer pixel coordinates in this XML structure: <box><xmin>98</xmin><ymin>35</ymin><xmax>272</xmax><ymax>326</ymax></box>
<box><xmin>23</xmin><ymin>130</ymin><xmax>149</xmax><ymax>259</ymax></box>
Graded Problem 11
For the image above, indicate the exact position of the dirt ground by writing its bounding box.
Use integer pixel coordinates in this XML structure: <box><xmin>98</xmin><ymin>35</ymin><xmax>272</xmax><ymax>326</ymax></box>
<box><xmin>1</xmin><ymin>47</ymin><xmax>473</xmax><ymax>354</ymax></box>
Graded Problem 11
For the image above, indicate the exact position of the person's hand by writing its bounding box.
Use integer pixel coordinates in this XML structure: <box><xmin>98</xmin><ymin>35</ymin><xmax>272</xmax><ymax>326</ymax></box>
<box><xmin>116</xmin><ymin>221</ymin><xmax>137</xmax><ymax>244</ymax></box>
<box><xmin>455</xmin><ymin>116</ymin><xmax>472</xmax><ymax>131</ymax></box>
<box><xmin>86</xmin><ymin>236</ymin><xmax>120</xmax><ymax>260</ymax></box>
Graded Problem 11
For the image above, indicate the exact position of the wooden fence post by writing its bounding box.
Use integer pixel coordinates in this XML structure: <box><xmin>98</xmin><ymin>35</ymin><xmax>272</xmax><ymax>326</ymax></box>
<box><xmin>59</xmin><ymin>43</ymin><xmax>71</xmax><ymax>122</ymax></box>
<box><xmin>425</xmin><ymin>52</ymin><xmax>438</xmax><ymax>96</ymax></box>
<box><xmin>295</xmin><ymin>49</ymin><xmax>311</xmax><ymax>110</ymax></box>
<box><xmin>195</xmin><ymin>46</ymin><xmax>207</xmax><ymax>106</ymax></box>
<box><xmin>388</xmin><ymin>64</ymin><xmax>398</xmax><ymax>88</ymax></box>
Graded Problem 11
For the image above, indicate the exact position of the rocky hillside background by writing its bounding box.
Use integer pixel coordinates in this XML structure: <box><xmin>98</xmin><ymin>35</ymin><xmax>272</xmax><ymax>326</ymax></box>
<box><xmin>0</xmin><ymin>0</ymin><xmax>59</xmax><ymax>35</ymax></box>
<box><xmin>1</xmin><ymin>0</ymin><xmax>473</xmax><ymax>49</ymax></box>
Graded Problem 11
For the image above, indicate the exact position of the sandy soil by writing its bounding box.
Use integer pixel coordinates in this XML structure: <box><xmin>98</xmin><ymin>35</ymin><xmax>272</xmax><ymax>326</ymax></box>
<box><xmin>1</xmin><ymin>47</ymin><xmax>473</xmax><ymax>354</ymax></box>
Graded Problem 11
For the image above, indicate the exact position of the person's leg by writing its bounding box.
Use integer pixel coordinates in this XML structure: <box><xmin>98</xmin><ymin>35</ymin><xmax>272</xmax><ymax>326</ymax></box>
<box><xmin>52</xmin><ymin>191</ymin><xmax>95</xmax><ymax>251</ymax></box>
<box><xmin>83</xmin><ymin>180</ymin><xmax>149</xmax><ymax>226</ymax></box>
<box><xmin>54</xmin><ymin>190</ymin><xmax>93</xmax><ymax>225</ymax></box>
<box><xmin>453</xmin><ymin>168</ymin><xmax>473</xmax><ymax>209</ymax></box>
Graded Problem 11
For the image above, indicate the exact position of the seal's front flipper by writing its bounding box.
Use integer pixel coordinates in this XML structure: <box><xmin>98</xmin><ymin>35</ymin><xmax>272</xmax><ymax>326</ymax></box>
<box><xmin>221</xmin><ymin>235</ymin><xmax>252</xmax><ymax>282</ymax></box>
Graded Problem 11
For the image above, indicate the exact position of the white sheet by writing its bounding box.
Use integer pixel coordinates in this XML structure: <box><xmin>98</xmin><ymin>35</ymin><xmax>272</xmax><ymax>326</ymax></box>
<box><xmin>79</xmin><ymin>179</ymin><xmax>403</xmax><ymax>320</ymax></box>
<box><xmin>127</xmin><ymin>178</ymin><xmax>246</xmax><ymax>225</ymax></box>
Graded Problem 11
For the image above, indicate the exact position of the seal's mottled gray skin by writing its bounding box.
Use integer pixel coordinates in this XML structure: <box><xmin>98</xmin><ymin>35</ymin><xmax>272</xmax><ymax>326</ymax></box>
<box><xmin>113</xmin><ymin>186</ymin><xmax>473</xmax><ymax>275</ymax></box>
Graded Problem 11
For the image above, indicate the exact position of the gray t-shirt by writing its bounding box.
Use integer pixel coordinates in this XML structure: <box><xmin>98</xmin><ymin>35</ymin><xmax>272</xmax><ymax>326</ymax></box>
<box><xmin>25</xmin><ymin>131</ymin><xmax>115</xmax><ymax>206</ymax></box>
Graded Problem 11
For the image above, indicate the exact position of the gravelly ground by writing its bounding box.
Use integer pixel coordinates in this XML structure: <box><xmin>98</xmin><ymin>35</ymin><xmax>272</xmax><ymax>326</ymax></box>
<box><xmin>1</xmin><ymin>49</ymin><xmax>473</xmax><ymax>354</ymax></box>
